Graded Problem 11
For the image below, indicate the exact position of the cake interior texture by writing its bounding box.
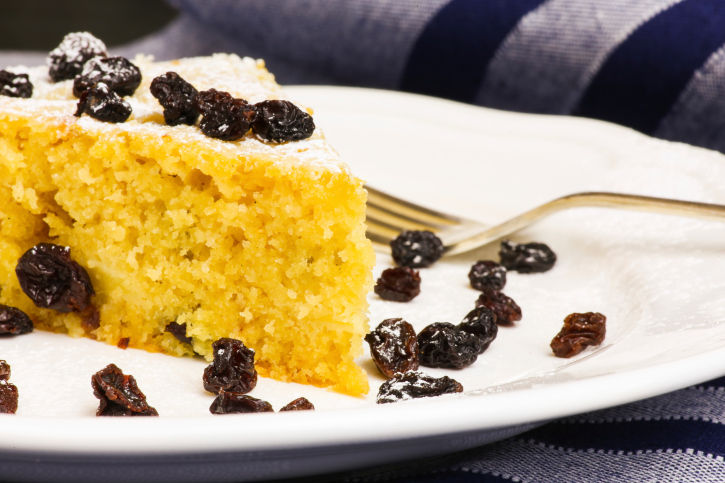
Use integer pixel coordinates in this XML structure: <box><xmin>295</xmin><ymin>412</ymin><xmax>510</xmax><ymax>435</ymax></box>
<box><xmin>0</xmin><ymin>54</ymin><xmax>374</xmax><ymax>395</ymax></box>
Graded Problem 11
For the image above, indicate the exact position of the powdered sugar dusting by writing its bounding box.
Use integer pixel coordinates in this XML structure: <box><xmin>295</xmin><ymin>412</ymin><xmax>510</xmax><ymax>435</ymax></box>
<box><xmin>1</xmin><ymin>54</ymin><xmax>348</xmax><ymax>175</ymax></box>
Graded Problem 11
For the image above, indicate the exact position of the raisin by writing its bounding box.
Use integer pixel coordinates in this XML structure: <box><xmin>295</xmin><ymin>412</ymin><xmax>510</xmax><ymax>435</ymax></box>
<box><xmin>150</xmin><ymin>72</ymin><xmax>200</xmax><ymax>126</ymax></box>
<box><xmin>374</xmin><ymin>266</ymin><xmax>421</xmax><ymax>302</ymax></box>
<box><xmin>252</xmin><ymin>100</ymin><xmax>315</xmax><ymax>143</ymax></box>
<box><xmin>209</xmin><ymin>391</ymin><xmax>274</xmax><ymax>414</ymax></box>
<box><xmin>47</xmin><ymin>32</ymin><xmax>107</xmax><ymax>82</ymax></box>
<box><xmin>468</xmin><ymin>260</ymin><xmax>506</xmax><ymax>291</ymax></box>
<box><xmin>16</xmin><ymin>243</ymin><xmax>95</xmax><ymax>313</ymax></box>
<box><xmin>551</xmin><ymin>312</ymin><xmax>606</xmax><ymax>358</ymax></box>
<box><xmin>364</xmin><ymin>318</ymin><xmax>419</xmax><ymax>378</ymax></box>
<box><xmin>0</xmin><ymin>71</ymin><xmax>32</xmax><ymax>98</ymax></box>
<box><xmin>203</xmin><ymin>338</ymin><xmax>257</xmax><ymax>394</ymax></box>
<box><xmin>377</xmin><ymin>371</ymin><xmax>463</xmax><ymax>404</ymax></box>
<box><xmin>279</xmin><ymin>397</ymin><xmax>315</xmax><ymax>411</ymax></box>
<box><xmin>72</xmin><ymin>56</ymin><xmax>141</xmax><ymax>98</ymax></box>
<box><xmin>459</xmin><ymin>306</ymin><xmax>498</xmax><ymax>353</ymax></box>
<box><xmin>390</xmin><ymin>230</ymin><xmax>444</xmax><ymax>268</ymax></box>
<box><xmin>195</xmin><ymin>89</ymin><xmax>256</xmax><ymax>141</ymax></box>
<box><xmin>476</xmin><ymin>289</ymin><xmax>522</xmax><ymax>325</ymax></box>
<box><xmin>0</xmin><ymin>380</ymin><xmax>18</xmax><ymax>414</ymax></box>
<box><xmin>0</xmin><ymin>305</ymin><xmax>33</xmax><ymax>335</ymax></box>
<box><xmin>417</xmin><ymin>322</ymin><xmax>483</xmax><ymax>369</ymax></box>
<box><xmin>117</xmin><ymin>337</ymin><xmax>130</xmax><ymax>350</ymax></box>
<box><xmin>81</xmin><ymin>305</ymin><xmax>100</xmax><ymax>333</ymax></box>
<box><xmin>0</xmin><ymin>360</ymin><xmax>10</xmax><ymax>381</ymax></box>
<box><xmin>499</xmin><ymin>239</ymin><xmax>557</xmax><ymax>273</ymax></box>
<box><xmin>91</xmin><ymin>363</ymin><xmax>158</xmax><ymax>416</ymax></box>
<box><xmin>74</xmin><ymin>82</ymin><xmax>132</xmax><ymax>123</ymax></box>
<box><xmin>165</xmin><ymin>321</ymin><xmax>192</xmax><ymax>345</ymax></box>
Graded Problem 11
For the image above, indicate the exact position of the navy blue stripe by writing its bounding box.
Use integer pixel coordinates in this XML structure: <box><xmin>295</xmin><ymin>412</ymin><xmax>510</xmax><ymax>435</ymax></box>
<box><xmin>696</xmin><ymin>375</ymin><xmax>725</xmax><ymax>389</ymax></box>
<box><xmin>396</xmin><ymin>470</ymin><xmax>512</xmax><ymax>482</ymax></box>
<box><xmin>574</xmin><ymin>0</ymin><xmax>725</xmax><ymax>134</ymax></box>
<box><xmin>527</xmin><ymin>419</ymin><xmax>725</xmax><ymax>456</ymax></box>
<box><xmin>400</xmin><ymin>0</ymin><xmax>546</xmax><ymax>103</ymax></box>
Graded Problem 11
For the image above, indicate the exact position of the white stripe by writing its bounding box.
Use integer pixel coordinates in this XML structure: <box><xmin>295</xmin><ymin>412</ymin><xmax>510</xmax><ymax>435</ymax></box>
<box><xmin>558</xmin><ymin>386</ymin><xmax>725</xmax><ymax>425</ymax></box>
<box><xmin>654</xmin><ymin>42</ymin><xmax>725</xmax><ymax>153</ymax></box>
<box><xmin>474</xmin><ymin>0</ymin><xmax>684</xmax><ymax>114</ymax></box>
<box><xmin>451</xmin><ymin>439</ymin><xmax>725</xmax><ymax>483</ymax></box>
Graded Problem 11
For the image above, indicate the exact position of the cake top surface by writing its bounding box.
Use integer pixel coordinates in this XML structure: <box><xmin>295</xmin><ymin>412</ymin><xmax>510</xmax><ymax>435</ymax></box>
<box><xmin>1</xmin><ymin>53</ymin><xmax>348</xmax><ymax>175</ymax></box>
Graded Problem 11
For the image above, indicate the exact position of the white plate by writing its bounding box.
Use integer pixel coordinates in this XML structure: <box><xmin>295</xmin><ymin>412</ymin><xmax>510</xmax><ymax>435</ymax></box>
<box><xmin>3</xmin><ymin>86</ymin><xmax>725</xmax><ymax>483</ymax></box>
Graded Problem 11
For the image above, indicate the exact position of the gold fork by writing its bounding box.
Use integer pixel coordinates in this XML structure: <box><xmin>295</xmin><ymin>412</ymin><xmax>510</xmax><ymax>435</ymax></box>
<box><xmin>365</xmin><ymin>185</ymin><xmax>725</xmax><ymax>256</ymax></box>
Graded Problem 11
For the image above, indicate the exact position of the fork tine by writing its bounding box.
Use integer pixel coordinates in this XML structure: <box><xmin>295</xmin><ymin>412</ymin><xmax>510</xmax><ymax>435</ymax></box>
<box><xmin>365</xmin><ymin>185</ymin><xmax>463</xmax><ymax>227</ymax></box>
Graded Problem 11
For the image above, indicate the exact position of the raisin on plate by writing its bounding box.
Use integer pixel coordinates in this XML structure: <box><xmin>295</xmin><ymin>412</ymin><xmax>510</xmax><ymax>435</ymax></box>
<box><xmin>252</xmin><ymin>100</ymin><xmax>315</xmax><ymax>143</ymax></box>
<box><xmin>374</xmin><ymin>266</ymin><xmax>421</xmax><ymax>302</ymax></box>
<box><xmin>203</xmin><ymin>338</ymin><xmax>257</xmax><ymax>394</ymax></box>
<box><xmin>0</xmin><ymin>380</ymin><xmax>18</xmax><ymax>414</ymax></box>
<box><xmin>551</xmin><ymin>312</ymin><xmax>606</xmax><ymax>358</ymax></box>
<box><xmin>91</xmin><ymin>363</ymin><xmax>158</xmax><ymax>416</ymax></box>
<box><xmin>0</xmin><ymin>360</ymin><xmax>10</xmax><ymax>380</ymax></box>
<box><xmin>72</xmin><ymin>56</ymin><xmax>141</xmax><ymax>98</ymax></box>
<box><xmin>499</xmin><ymin>240</ymin><xmax>556</xmax><ymax>273</ymax></box>
<box><xmin>165</xmin><ymin>321</ymin><xmax>192</xmax><ymax>345</ymax></box>
<box><xmin>150</xmin><ymin>72</ymin><xmax>200</xmax><ymax>126</ymax></box>
<box><xmin>364</xmin><ymin>318</ymin><xmax>419</xmax><ymax>378</ymax></box>
<box><xmin>459</xmin><ymin>306</ymin><xmax>497</xmax><ymax>353</ymax></box>
<box><xmin>195</xmin><ymin>89</ymin><xmax>257</xmax><ymax>141</ymax></box>
<box><xmin>75</xmin><ymin>82</ymin><xmax>132</xmax><ymax>123</ymax></box>
<box><xmin>476</xmin><ymin>289</ymin><xmax>522</xmax><ymax>325</ymax></box>
<box><xmin>390</xmin><ymin>230</ymin><xmax>444</xmax><ymax>268</ymax></box>
<box><xmin>376</xmin><ymin>371</ymin><xmax>463</xmax><ymax>404</ymax></box>
<box><xmin>47</xmin><ymin>32</ymin><xmax>107</xmax><ymax>82</ymax></box>
<box><xmin>417</xmin><ymin>322</ymin><xmax>483</xmax><ymax>369</ymax></box>
<box><xmin>209</xmin><ymin>391</ymin><xmax>274</xmax><ymax>414</ymax></box>
<box><xmin>0</xmin><ymin>71</ymin><xmax>32</xmax><ymax>98</ymax></box>
<box><xmin>16</xmin><ymin>242</ymin><xmax>95</xmax><ymax>313</ymax></box>
<box><xmin>0</xmin><ymin>305</ymin><xmax>33</xmax><ymax>335</ymax></box>
<box><xmin>279</xmin><ymin>397</ymin><xmax>315</xmax><ymax>412</ymax></box>
<box><xmin>468</xmin><ymin>260</ymin><xmax>506</xmax><ymax>291</ymax></box>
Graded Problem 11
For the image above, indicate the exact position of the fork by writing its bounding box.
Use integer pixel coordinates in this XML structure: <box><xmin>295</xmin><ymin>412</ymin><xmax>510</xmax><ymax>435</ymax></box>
<box><xmin>365</xmin><ymin>185</ymin><xmax>725</xmax><ymax>256</ymax></box>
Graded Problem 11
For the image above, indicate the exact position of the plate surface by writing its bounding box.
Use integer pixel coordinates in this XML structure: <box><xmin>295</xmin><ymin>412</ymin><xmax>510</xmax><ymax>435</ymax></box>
<box><xmin>3</xmin><ymin>86</ymin><xmax>725</xmax><ymax>482</ymax></box>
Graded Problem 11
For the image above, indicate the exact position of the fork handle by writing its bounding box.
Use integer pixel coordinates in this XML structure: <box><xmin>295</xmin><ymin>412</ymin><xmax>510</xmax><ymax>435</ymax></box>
<box><xmin>446</xmin><ymin>192</ymin><xmax>725</xmax><ymax>256</ymax></box>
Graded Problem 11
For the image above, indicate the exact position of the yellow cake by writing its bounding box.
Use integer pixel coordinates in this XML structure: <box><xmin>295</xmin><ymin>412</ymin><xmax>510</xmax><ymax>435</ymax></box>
<box><xmin>0</xmin><ymin>53</ymin><xmax>375</xmax><ymax>395</ymax></box>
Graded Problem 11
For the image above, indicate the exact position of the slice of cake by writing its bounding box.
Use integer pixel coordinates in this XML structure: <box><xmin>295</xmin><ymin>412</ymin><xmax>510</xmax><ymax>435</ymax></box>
<box><xmin>0</xmin><ymin>42</ymin><xmax>374</xmax><ymax>395</ymax></box>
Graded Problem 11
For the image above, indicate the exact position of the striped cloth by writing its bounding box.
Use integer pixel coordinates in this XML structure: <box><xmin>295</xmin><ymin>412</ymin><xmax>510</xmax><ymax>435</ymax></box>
<box><xmin>3</xmin><ymin>1</ymin><xmax>725</xmax><ymax>481</ymax></box>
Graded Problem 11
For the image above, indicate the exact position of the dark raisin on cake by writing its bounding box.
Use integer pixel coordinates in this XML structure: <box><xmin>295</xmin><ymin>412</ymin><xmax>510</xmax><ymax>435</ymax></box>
<box><xmin>16</xmin><ymin>243</ymin><xmax>95</xmax><ymax>313</ymax></box>
<box><xmin>72</xmin><ymin>56</ymin><xmax>142</xmax><ymax>98</ymax></box>
<box><xmin>252</xmin><ymin>100</ymin><xmax>315</xmax><ymax>143</ymax></box>
<box><xmin>91</xmin><ymin>363</ymin><xmax>159</xmax><ymax>416</ymax></box>
<box><xmin>47</xmin><ymin>32</ymin><xmax>107</xmax><ymax>82</ymax></box>
<box><xmin>0</xmin><ymin>360</ymin><xmax>10</xmax><ymax>381</ymax></box>
<box><xmin>150</xmin><ymin>72</ymin><xmax>200</xmax><ymax>126</ymax></box>
<box><xmin>195</xmin><ymin>89</ymin><xmax>257</xmax><ymax>141</ymax></box>
<box><xmin>0</xmin><ymin>71</ymin><xmax>32</xmax><ymax>98</ymax></box>
<box><xmin>165</xmin><ymin>321</ymin><xmax>192</xmax><ymax>344</ymax></box>
<box><xmin>376</xmin><ymin>371</ymin><xmax>463</xmax><ymax>404</ymax></box>
<box><xmin>374</xmin><ymin>266</ymin><xmax>421</xmax><ymax>302</ymax></box>
<box><xmin>203</xmin><ymin>338</ymin><xmax>258</xmax><ymax>394</ymax></box>
<box><xmin>74</xmin><ymin>82</ymin><xmax>132</xmax><ymax>123</ymax></box>
<box><xmin>0</xmin><ymin>305</ymin><xmax>33</xmax><ymax>335</ymax></box>
<box><xmin>390</xmin><ymin>230</ymin><xmax>444</xmax><ymax>268</ymax></box>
